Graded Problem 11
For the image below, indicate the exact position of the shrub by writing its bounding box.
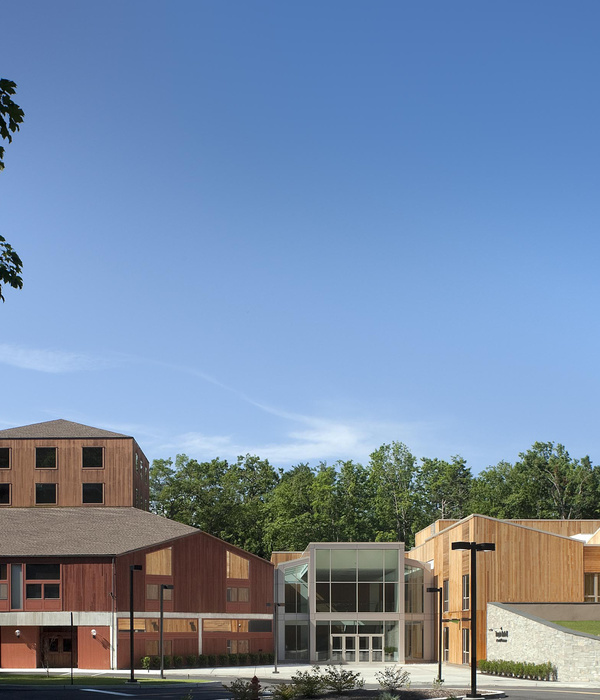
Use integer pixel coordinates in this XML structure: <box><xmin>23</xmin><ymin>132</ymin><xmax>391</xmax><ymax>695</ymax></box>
<box><xmin>229</xmin><ymin>653</ymin><xmax>240</xmax><ymax>666</ymax></box>
<box><xmin>271</xmin><ymin>683</ymin><xmax>298</xmax><ymax>700</ymax></box>
<box><xmin>140</xmin><ymin>656</ymin><xmax>151</xmax><ymax>671</ymax></box>
<box><xmin>223</xmin><ymin>679</ymin><xmax>259</xmax><ymax>700</ymax></box>
<box><xmin>378</xmin><ymin>692</ymin><xmax>398</xmax><ymax>700</ymax></box>
<box><xmin>238</xmin><ymin>652</ymin><xmax>249</xmax><ymax>666</ymax></box>
<box><xmin>322</xmin><ymin>665</ymin><xmax>365</xmax><ymax>693</ymax></box>
<box><xmin>163</xmin><ymin>655</ymin><xmax>172</xmax><ymax>669</ymax></box>
<box><xmin>248</xmin><ymin>652</ymin><xmax>259</xmax><ymax>666</ymax></box>
<box><xmin>150</xmin><ymin>655</ymin><xmax>160</xmax><ymax>669</ymax></box>
<box><xmin>291</xmin><ymin>668</ymin><xmax>324</xmax><ymax>698</ymax></box>
<box><xmin>185</xmin><ymin>654</ymin><xmax>197</xmax><ymax>667</ymax></box>
<box><xmin>217</xmin><ymin>653</ymin><xmax>230</xmax><ymax>666</ymax></box>
<box><xmin>197</xmin><ymin>654</ymin><xmax>208</xmax><ymax>667</ymax></box>
<box><xmin>207</xmin><ymin>654</ymin><xmax>217</xmax><ymax>667</ymax></box>
<box><xmin>375</xmin><ymin>665</ymin><xmax>411</xmax><ymax>692</ymax></box>
<box><xmin>478</xmin><ymin>659</ymin><xmax>557</xmax><ymax>681</ymax></box>
<box><xmin>173</xmin><ymin>655</ymin><xmax>183</xmax><ymax>668</ymax></box>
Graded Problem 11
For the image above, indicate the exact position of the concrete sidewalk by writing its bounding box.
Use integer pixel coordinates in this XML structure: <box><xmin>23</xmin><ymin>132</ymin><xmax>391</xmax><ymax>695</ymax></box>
<box><xmin>2</xmin><ymin>663</ymin><xmax>599</xmax><ymax>692</ymax></box>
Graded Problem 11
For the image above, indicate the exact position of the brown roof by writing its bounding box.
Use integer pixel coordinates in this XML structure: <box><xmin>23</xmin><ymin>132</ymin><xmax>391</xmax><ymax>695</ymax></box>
<box><xmin>0</xmin><ymin>419</ymin><xmax>130</xmax><ymax>439</ymax></box>
<box><xmin>0</xmin><ymin>508</ymin><xmax>198</xmax><ymax>556</ymax></box>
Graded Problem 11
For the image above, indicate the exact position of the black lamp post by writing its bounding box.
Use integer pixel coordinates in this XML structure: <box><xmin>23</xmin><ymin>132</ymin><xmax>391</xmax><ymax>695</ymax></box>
<box><xmin>128</xmin><ymin>564</ymin><xmax>143</xmax><ymax>683</ymax></box>
<box><xmin>160</xmin><ymin>584</ymin><xmax>174</xmax><ymax>678</ymax></box>
<box><xmin>426</xmin><ymin>586</ymin><xmax>443</xmax><ymax>683</ymax></box>
<box><xmin>451</xmin><ymin>541</ymin><xmax>495</xmax><ymax>699</ymax></box>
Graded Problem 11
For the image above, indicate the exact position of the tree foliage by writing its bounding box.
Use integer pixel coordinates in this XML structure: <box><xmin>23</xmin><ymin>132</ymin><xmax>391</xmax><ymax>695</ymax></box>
<box><xmin>150</xmin><ymin>439</ymin><xmax>600</xmax><ymax>558</ymax></box>
<box><xmin>0</xmin><ymin>78</ymin><xmax>24</xmax><ymax>302</ymax></box>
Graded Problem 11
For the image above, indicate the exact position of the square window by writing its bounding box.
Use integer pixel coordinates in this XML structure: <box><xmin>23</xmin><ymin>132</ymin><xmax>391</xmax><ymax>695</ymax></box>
<box><xmin>36</xmin><ymin>447</ymin><xmax>56</xmax><ymax>469</ymax></box>
<box><xmin>82</xmin><ymin>483</ymin><xmax>104</xmax><ymax>504</ymax></box>
<box><xmin>0</xmin><ymin>448</ymin><xmax>10</xmax><ymax>469</ymax></box>
<box><xmin>35</xmin><ymin>483</ymin><xmax>57</xmax><ymax>505</ymax></box>
<box><xmin>44</xmin><ymin>583</ymin><xmax>60</xmax><ymax>599</ymax></box>
<box><xmin>26</xmin><ymin>583</ymin><xmax>42</xmax><ymax>599</ymax></box>
<box><xmin>82</xmin><ymin>447</ymin><xmax>103</xmax><ymax>468</ymax></box>
<box><xmin>146</xmin><ymin>584</ymin><xmax>159</xmax><ymax>600</ymax></box>
<box><xmin>0</xmin><ymin>483</ymin><xmax>10</xmax><ymax>505</ymax></box>
<box><xmin>0</xmin><ymin>583</ymin><xmax>7</xmax><ymax>600</ymax></box>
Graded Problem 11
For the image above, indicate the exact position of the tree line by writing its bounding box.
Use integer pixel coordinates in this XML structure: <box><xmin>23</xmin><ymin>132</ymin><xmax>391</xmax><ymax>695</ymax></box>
<box><xmin>150</xmin><ymin>440</ymin><xmax>600</xmax><ymax>559</ymax></box>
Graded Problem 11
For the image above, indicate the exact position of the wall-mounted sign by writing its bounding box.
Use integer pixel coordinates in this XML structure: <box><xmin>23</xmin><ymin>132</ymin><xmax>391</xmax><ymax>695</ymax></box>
<box><xmin>495</xmin><ymin>629</ymin><xmax>509</xmax><ymax>643</ymax></box>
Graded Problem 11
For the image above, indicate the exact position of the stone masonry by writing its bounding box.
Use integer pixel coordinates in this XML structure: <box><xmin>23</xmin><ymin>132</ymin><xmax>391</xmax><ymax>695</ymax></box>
<box><xmin>487</xmin><ymin>603</ymin><xmax>600</xmax><ymax>683</ymax></box>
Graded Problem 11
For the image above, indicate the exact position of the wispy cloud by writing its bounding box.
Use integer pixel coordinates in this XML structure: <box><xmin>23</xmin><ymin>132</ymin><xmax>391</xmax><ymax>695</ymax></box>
<box><xmin>158</xmin><ymin>414</ymin><xmax>435</xmax><ymax>466</ymax></box>
<box><xmin>0</xmin><ymin>343</ymin><xmax>113</xmax><ymax>374</ymax></box>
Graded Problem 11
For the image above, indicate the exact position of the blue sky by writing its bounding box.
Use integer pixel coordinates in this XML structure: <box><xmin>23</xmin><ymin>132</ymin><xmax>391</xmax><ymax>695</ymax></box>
<box><xmin>2</xmin><ymin>1</ymin><xmax>600</xmax><ymax>472</ymax></box>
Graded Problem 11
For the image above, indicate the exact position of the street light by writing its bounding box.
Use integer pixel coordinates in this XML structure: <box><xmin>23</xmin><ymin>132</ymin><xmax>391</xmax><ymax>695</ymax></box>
<box><xmin>426</xmin><ymin>586</ymin><xmax>443</xmax><ymax>683</ymax></box>
<box><xmin>451</xmin><ymin>541</ymin><xmax>495</xmax><ymax>699</ymax></box>
<box><xmin>128</xmin><ymin>564</ymin><xmax>143</xmax><ymax>683</ymax></box>
<box><xmin>266</xmin><ymin>602</ymin><xmax>285</xmax><ymax>673</ymax></box>
<box><xmin>160</xmin><ymin>584</ymin><xmax>174</xmax><ymax>678</ymax></box>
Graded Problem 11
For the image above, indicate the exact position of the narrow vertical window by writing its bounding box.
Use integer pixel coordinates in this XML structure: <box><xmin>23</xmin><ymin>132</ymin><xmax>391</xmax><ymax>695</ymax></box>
<box><xmin>462</xmin><ymin>574</ymin><xmax>469</xmax><ymax>610</ymax></box>
<box><xmin>0</xmin><ymin>483</ymin><xmax>10</xmax><ymax>505</ymax></box>
<box><xmin>11</xmin><ymin>564</ymin><xmax>23</xmax><ymax>609</ymax></box>
<box><xmin>442</xmin><ymin>579</ymin><xmax>449</xmax><ymax>612</ymax></box>
<box><xmin>0</xmin><ymin>447</ymin><xmax>10</xmax><ymax>469</ymax></box>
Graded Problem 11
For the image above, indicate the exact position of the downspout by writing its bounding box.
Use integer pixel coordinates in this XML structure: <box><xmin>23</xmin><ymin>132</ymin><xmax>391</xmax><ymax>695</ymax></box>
<box><xmin>111</xmin><ymin>557</ymin><xmax>117</xmax><ymax>670</ymax></box>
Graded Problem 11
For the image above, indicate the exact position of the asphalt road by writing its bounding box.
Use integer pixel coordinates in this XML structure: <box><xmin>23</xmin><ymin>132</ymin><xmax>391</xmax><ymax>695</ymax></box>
<box><xmin>0</xmin><ymin>681</ymin><xmax>229</xmax><ymax>700</ymax></box>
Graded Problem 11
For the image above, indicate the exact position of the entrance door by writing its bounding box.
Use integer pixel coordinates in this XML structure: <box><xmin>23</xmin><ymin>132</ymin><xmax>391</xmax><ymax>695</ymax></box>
<box><xmin>40</xmin><ymin>629</ymin><xmax>77</xmax><ymax>668</ymax></box>
<box><xmin>332</xmin><ymin>634</ymin><xmax>383</xmax><ymax>662</ymax></box>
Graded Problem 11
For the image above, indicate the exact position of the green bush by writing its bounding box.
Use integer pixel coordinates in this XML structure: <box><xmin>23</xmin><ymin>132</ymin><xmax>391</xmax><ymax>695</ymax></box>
<box><xmin>322</xmin><ymin>665</ymin><xmax>365</xmax><ymax>693</ymax></box>
<box><xmin>150</xmin><ymin>655</ymin><xmax>160</xmax><ymax>669</ymax></box>
<box><xmin>238</xmin><ymin>652</ymin><xmax>249</xmax><ymax>666</ymax></box>
<box><xmin>197</xmin><ymin>654</ymin><xmax>208</xmax><ymax>667</ymax></box>
<box><xmin>478</xmin><ymin>659</ymin><xmax>557</xmax><ymax>681</ymax></box>
<box><xmin>163</xmin><ymin>655</ymin><xmax>172</xmax><ymax>669</ymax></box>
<box><xmin>271</xmin><ymin>683</ymin><xmax>298</xmax><ymax>700</ymax></box>
<box><xmin>375</xmin><ymin>665</ymin><xmax>411</xmax><ymax>692</ymax></box>
<box><xmin>217</xmin><ymin>653</ymin><xmax>229</xmax><ymax>666</ymax></box>
<box><xmin>207</xmin><ymin>654</ymin><xmax>217</xmax><ymax>667</ymax></box>
<box><xmin>291</xmin><ymin>668</ymin><xmax>324</xmax><ymax>698</ymax></box>
<box><xmin>223</xmin><ymin>679</ymin><xmax>260</xmax><ymax>700</ymax></box>
<box><xmin>173</xmin><ymin>655</ymin><xmax>183</xmax><ymax>668</ymax></box>
<box><xmin>229</xmin><ymin>653</ymin><xmax>240</xmax><ymax>666</ymax></box>
<box><xmin>185</xmin><ymin>654</ymin><xmax>197</xmax><ymax>667</ymax></box>
<box><xmin>248</xmin><ymin>652</ymin><xmax>259</xmax><ymax>665</ymax></box>
<box><xmin>140</xmin><ymin>656</ymin><xmax>151</xmax><ymax>671</ymax></box>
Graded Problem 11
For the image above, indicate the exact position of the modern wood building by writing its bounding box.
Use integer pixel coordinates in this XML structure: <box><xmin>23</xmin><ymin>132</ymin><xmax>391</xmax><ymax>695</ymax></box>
<box><xmin>0</xmin><ymin>420</ymin><xmax>274</xmax><ymax>669</ymax></box>
<box><xmin>409</xmin><ymin>514</ymin><xmax>600</xmax><ymax>667</ymax></box>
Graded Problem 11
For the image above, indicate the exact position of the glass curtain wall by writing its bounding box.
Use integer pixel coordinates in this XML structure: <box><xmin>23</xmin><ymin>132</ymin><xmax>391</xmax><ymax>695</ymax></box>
<box><xmin>315</xmin><ymin>548</ymin><xmax>398</xmax><ymax>613</ymax></box>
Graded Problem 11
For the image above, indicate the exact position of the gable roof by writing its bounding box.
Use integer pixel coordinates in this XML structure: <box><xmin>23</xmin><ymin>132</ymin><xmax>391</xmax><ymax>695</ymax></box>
<box><xmin>0</xmin><ymin>508</ymin><xmax>198</xmax><ymax>556</ymax></box>
<box><xmin>0</xmin><ymin>419</ymin><xmax>130</xmax><ymax>439</ymax></box>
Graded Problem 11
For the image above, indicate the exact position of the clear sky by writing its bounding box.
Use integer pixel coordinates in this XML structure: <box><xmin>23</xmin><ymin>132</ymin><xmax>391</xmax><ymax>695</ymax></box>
<box><xmin>2</xmin><ymin>1</ymin><xmax>600</xmax><ymax>472</ymax></box>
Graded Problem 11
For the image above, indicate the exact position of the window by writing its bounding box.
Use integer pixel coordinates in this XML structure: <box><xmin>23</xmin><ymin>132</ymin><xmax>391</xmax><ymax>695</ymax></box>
<box><xmin>248</xmin><ymin>620</ymin><xmax>271</xmax><ymax>633</ymax></box>
<box><xmin>24</xmin><ymin>564</ymin><xmax>60</xmax><ymax>602</ymax></box>
<box><xmin>146</xmin><ymin>584</ymin><xmax>172</xmax><ymax>601</ymax></box>
<box><xmin>0</xmin><ymin>564</ymin><xmax>7</xmax><ymax>601</ymax></box>
<box><xmin>227</xmin><ymin>639</ymin><xmax>249</xmax><ymax>654</ymax></box>
<box><xmin>443</xmin><ymin>579</ymin><xmax>449</xmax><ymax>612</ymax></box>
<box><xmin>0</xmin><ymin>483</ymin><xmax>10</xmax><ymax>505</ymax></box>
<box><xmin>26</xmin><ymin>564</ymin><xmax>60</xmax><ymax>579</ymax></box>
<box><xmin>82</xmin><ymin>447</ymin><xmax>103</xmax><ymax>468</ymax></box>
<box><xmin>0</xmin><ymin>447</ymin><xmax>10</xmax><ymax>469</ymax></box>
<box><xmin>36</xmin><ymin>447</ymin><xmax>56</xmax><ymax>469</ymax></box>
<box><xmin>462</xmin><ymin>574</ymin><xmax>470</xmax><ymax>610</ymax></box>
<box><xmin>227</xmin><ymin>587</ymin><xmax>249</xmax><ymax>602</ymax></box>
<box><xmin>82</xmin><ymin>483</ymin><xmax>104</xmax><ymax>504</ymax></box>
<box><xmin>462</xmin><ymin>628</ymin><xmax>470</xmax><ymax>664</ymax></box>
<box><xmin>35</xmin><ymin>483</ymin><xmax>57</xmax><ymax>505</ymax></box>
<box><xmin>443</xmin><ymin>626</ymin><xmax>449</xmax><ymax>662</ymax></box>
<box><xmin>284</xmin><ymin>563</ymin><xmax>308</xmax><ymax>613</ymax></box>
<box><xmin>585</xmin><ymin>573</ymin><xmax>600</xmax><ymax>602</ymax></box>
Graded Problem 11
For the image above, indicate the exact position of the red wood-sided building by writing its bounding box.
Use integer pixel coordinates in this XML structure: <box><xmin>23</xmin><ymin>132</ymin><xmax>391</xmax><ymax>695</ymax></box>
<box><xmin>0</xmin><ymin>420</ymin><xmax>274</xmax><ymax>669</ymax></box>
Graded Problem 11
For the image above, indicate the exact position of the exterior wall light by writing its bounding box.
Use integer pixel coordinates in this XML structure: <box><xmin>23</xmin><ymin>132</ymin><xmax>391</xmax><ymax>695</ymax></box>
<box><xmin>15</xmin><ymin>629</ymin><xmax>21</xmax><ymax>637</ymax></box>
<box><xmin>91</xmin><ymin>629</ymin><xmax>97</xmax><ymax>638</ymax></box>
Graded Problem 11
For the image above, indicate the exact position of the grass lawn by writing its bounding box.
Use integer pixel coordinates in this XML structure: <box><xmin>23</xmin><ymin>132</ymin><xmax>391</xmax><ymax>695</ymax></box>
<box><xmin>0</xmin><ymin>674</ymin><xmax>201</xmax><ymax>685</ymax></box>
<box><xmin>552</xmin><ymin>620</ymin><xmax>600</xmax><ymax>636</ymax></box>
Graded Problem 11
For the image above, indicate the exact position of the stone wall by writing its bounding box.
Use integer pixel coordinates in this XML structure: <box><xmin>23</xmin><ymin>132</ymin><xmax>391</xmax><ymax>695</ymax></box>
<box><xmin>487</xmin><ymin>603</ymin><xmax>600</xmax><ymax>683</ymax></box>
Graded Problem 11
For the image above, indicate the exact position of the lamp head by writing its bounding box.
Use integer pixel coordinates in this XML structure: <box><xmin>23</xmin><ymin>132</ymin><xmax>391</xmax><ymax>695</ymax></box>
<box><xmin>91</xmin><ymin>629</ymin><xmax>97</xmax><ymax>638</ymax></box>
<box><xmin>451</xmin><ymin>541</ymin><xmax>472</xmax><ymax>550</ymax></box>
<box><xmin>15</xmin><ymin>629</ymin><xmax>21</xmax><ymax>638</ymax></box>
<box><xmin>130</xmin><ymin>564</ymin><xmax>142</xmax><ymax>571</ymax></box>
